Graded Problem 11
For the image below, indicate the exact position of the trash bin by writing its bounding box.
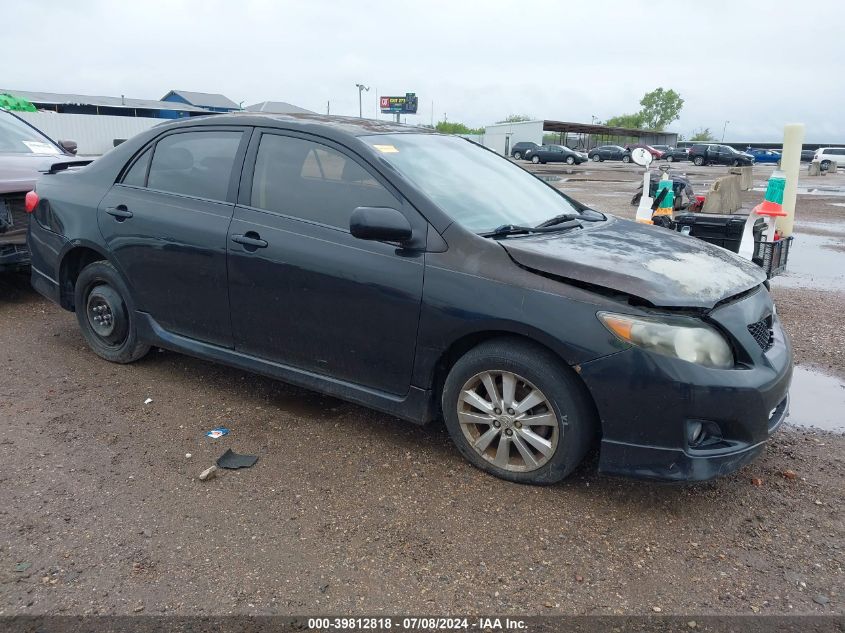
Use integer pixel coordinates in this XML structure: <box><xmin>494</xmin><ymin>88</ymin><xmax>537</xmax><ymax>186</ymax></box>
<box><xmin>674</xmin><ymin>213</ymin><xmax>765</xmax><ymax>254</ymax></box>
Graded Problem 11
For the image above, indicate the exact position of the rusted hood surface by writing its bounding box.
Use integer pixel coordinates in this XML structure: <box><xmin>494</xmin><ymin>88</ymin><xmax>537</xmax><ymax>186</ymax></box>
<box><xmin>0</xmin><ymin>154</ymin><xmax>79</xmax><ymax>194</ymax></box>
<box><xmin>501</xmin><ymin>216</ymin><xmax>766</xmax><ymax>309</ymax></box>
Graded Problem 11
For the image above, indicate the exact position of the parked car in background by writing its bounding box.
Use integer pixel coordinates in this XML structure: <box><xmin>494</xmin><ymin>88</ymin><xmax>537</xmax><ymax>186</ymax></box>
<box><xmin>651</xmin><ymin>144</ymin><xmax>670</xmax><ymax>153</ymax></box>
<box><xmin>588</xmin><ymin>145</ymin><xmax>631</xmax><ymax>162</ymax></box>
<box><xmin>662</xmin><ymin>147</ymin><xmax>689</xmax><ymax>162</ymax></box>
<box><xmin>510</xmin><ymin>141</ymin><xmax>539</xmax><ymax>161</ymax></box>
<box><xmin>528</xmin><ymin>145</ymin><xmax>588</xmax><ymax>165</ymax></box>
<box><xmin>801</xmin><ymin>149</ymin><xmax>815</xmax><ymax>163</ymax></box>
<box><xmin>813</xmin><ymin>148</ymin><xmax>845</xmax><ymax>170</ymax></box>
<box><xmin>0</xmin><ymin>108</ymin><xmax>82</xmax><ymax>272</ymax></box>
<box><xmin>746</xmin><ymin>148</ymin><xmax>781</xmax><ymax>164</ymax></box>
<box><xmin>26</xmin><ymin>113</ymin><xmax>791</xmax><ymax>484</ymax></box>
<box><xmin>625</xmin><ymin>143</ymin><xmax>664</xmax><ymax>159</ymax></box>
<box><xmin>689</xmin><ymin>144</ymin><xmax>754</xmax><ymax>167</ymax></box>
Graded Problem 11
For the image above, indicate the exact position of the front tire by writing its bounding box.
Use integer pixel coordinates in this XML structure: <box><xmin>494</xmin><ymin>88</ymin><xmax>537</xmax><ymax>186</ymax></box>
<box><xmin>693</xmin><ymin>156</ymin><xmax>705</xmax><ymax>166</ymax></box>
<box><xmin>566</xmin><ymin>156</ymin><xmax>575</xmax><ymax>165</ymax></box>
<box><xmin>666</xmin><ymin>155</ymin><xmax>675</xmax><ymax>162</ymax></box>
<box><xmin>622</xmin><ymin>155</ymin><xmax>631</xmax><ymax>163</ymax></box>
<box><xmin>531</xmin><ymin>155</ymin><xmax>540</xmax><ymax>164</ymax></box>
<box><xmin>442</xmin><ymin>338</ymin><xmax>595</xmax><ymax>485</ymax></box>
<box><xmin>74</xmin><ymin>261</ymin><xmax>150</xmax><ymax>364</ymax></box>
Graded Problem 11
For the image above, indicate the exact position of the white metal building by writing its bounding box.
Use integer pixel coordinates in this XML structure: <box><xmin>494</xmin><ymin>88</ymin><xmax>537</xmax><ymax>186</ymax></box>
<box><xmin>482</xmin><ymin>120</ymin><xmax>544</xmax><ymax>155</ymax></box>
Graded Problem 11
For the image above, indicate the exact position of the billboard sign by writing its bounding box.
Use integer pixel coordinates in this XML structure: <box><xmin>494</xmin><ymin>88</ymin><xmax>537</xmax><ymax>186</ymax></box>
<box><xmin>379</xmin><ymin>93</ymin><xmax>418</xmax><ymax>114</ymax></box>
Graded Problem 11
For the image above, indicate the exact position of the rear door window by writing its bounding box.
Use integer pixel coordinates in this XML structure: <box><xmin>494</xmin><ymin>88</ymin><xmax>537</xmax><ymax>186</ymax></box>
<box><xmin>249</xmin><ymin>134</ymin><xmax>397</xmax><ymax>229</ymax></box>
<box><xmin>122</xmin><ymin>148</ymin><xmax>152</xmax><ymax>187</ymax></box>
<box><xmin>147</xmin><ymin>131</ymin><xmax>243</xmax><ymax>201</ymax></box>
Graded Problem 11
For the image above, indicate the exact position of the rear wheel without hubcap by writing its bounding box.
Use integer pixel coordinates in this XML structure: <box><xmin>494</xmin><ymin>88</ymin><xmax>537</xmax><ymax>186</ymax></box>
<box><xmin>74</xmin><ymin>261</ymin><xmax>150</xmax><ymax>364</ymax></box>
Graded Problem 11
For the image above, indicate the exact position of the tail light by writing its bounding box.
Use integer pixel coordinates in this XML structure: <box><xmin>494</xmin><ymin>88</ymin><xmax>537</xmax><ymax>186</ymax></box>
<box><xmin>25</xmin><ymin>190</ymin><xmax>39</xmax><ymax>213</ymax></box>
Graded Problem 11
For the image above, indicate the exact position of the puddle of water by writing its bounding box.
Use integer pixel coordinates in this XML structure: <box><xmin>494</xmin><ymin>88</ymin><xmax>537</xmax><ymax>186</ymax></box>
<box><xmin>772</xmin><ymin>233</ymin><xmax>845</xmax><ymax>291</ymax></box>
<box><xmin>536</xmin><ymin>175</ymin><xmax>564</xmax><ymax>183</ymax></box>
<box><xmin>787</xmin><ymin>367</ymin><xmax>845</xmax><ymax>433</ymax></box>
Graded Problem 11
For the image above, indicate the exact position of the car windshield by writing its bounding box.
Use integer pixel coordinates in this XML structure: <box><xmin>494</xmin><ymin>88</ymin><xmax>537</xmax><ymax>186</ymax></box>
<box><xmin>361</xmin><ymin>134</ymin><xmax>585</xmax><ymax>233</ymax></box>
<box><xmin>0</xmin><ymin>110</ymin><xmax>61</xmax><ymax>155</ymax></box>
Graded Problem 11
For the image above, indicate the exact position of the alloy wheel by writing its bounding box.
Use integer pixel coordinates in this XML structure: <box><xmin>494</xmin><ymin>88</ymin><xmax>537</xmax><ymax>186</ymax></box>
<box><xmin>457</xmin><ymin>370</ymin><xmax>560</xmax><ymax>472</ymax></box>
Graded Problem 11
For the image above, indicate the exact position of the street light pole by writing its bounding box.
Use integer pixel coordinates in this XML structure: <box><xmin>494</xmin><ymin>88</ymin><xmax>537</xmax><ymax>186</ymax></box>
<box><xmin>355</xmin><ymin>84</ymin><xmax>369</xmax><ymax>118</ymax></box>
<box><xmin>721</xmin><ymin>120</ymin><xmax>730</xmax><ymax>142</ymax></box>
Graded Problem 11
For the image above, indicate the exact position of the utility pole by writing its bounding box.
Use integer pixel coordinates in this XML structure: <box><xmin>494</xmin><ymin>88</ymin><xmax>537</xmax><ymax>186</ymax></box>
<box><xmin>355</xmin><ymin>83</ymin><xmax>369</xmax><ymax>118</ymax></box>
<box><xmin>326</xmin><ymin>101</ymin><xmax>330</xmax><ymax>115</ymax></box>
<box><xmin>721</xmin><ymin>120</ymin><xmax>730</xmax><ymax>142</ymax></box>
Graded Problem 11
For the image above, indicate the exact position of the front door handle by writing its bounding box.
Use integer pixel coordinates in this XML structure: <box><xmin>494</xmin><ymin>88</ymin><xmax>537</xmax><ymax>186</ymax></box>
<box><xmin>231</xmin><ymin>233</ymin><xmax>268</xmax><ymax>249</ymax></box>
<box><xmin>105</xmin><ymin>205</ymin><xmax>133</xmax><ymax>220</ymax></box>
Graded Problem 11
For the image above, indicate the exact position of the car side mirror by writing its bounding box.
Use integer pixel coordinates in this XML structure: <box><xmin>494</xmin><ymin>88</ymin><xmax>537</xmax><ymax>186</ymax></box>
<box><xmin>58</xmin><ymin>139</ymin><xmax>78</xmax><ymax>155</ymax></box>
<box><xmin>350</xmin><ymin>207</ymin><xmax>412</xmax><ymax>243</ymax></box>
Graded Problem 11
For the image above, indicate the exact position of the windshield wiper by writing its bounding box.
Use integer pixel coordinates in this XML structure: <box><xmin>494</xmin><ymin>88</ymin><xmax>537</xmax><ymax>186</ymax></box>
<box><xmin>535</xmin><ymin>213</ymin><xmax>578</xmax><ymax>228</ymax></box>
<box><xmin>481</xmin><ymin>219</ymin><xmax>582</xmax><ymax>238</ymax></box>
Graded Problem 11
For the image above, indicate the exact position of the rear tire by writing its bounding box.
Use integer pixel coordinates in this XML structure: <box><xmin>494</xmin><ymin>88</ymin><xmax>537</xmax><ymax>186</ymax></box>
<box><xmin>693</xmin><ymin>156</ymin><xmax>704</xmax><ymax>166</ymax></box>
<box><xmin>566</xmin><ymin>156</ymin><xmax>575</xmax><ymax>165</ymax></box>
<box><xmin>513</xmin><ymin>152</ymin><xmax>522</xmax><ymax>160</ymax></box>
<box><xmin>622</xmin><ymin>155</ymin><xmax>631</xmax><ymax>163</ymax></box>
<box><xmin>592</xmin><ymin>154</ymin><xmax>601</xmax><ymax>162</ymax></box>
<box><xmin>531</xmin><ymin>155</ymin><xmax>540</xmax><ymax>164</ymax></box>
<box><xmin>442</xmin><ymin>338</ymin><xmax>595</xmax><ymax>485</ymax></box>
<box><xmin>74</xmin><ymin>261</ymin><xmax>150</xmax><ymax>364</ymax></box>
<box><xmin>821</xmin><ymin>160</ymin><xmax>831</xmax><ymax>170</ymax></box>
<box><xmin>666</xmin><ymin>155</ymin><xmax>674</xmax><ymax>162</ymax></box>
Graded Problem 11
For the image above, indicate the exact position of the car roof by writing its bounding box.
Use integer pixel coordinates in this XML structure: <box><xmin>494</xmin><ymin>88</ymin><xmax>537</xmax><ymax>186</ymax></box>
<box><xmin>162</xmin><ymin>112</ymin><xmax>435</xmax><ymax>138</ymax></box>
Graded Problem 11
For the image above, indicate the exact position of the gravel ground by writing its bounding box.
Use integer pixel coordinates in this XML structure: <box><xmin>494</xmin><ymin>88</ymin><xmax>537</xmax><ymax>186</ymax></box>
<box><xmin>0</xmin><ymin>161</ymin><xmax>843</xmax><ymax>618</ymax></box>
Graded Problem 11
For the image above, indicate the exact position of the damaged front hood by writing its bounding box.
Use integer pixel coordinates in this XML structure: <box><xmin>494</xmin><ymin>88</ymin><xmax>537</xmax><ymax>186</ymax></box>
<box><xmin>501</xmin><ymin>216</ymin><xmax>767</xmax><ymax>308</ymax></box>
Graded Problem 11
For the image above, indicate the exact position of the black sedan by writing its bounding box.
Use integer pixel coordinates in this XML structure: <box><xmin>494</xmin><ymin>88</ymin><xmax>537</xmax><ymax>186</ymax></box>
<box><xmin>587</xmin><ymin>145</ymin><xmax>631</xmax><ymax>162</ymax></box>
<box><xmin>26</xmin><ymin>114</ymin><xmax>791</xmax><ymax>484</ymax></box>
<box><xmin>527</xmin><ymin>144</ymin><xmax>588</xmax><ymax>165</ymax></box>
<box><xmin>662</xmin><ymin>147</ymin><xmax>689</xmax><ymax>162</ymax></box>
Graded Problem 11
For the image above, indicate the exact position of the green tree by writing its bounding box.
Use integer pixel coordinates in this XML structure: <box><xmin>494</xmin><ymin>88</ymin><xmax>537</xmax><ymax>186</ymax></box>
<box><xmin>604</xmin><ymin>112</ymin><xmax>646</xmax><ymax>129</ymax></box>
<box><xmin>638</xmin><ymin>88</ymin><xmax>684</xmax><ymax>130</ymax></box>
<box><xmin>604</xmin><ymin>88</ymin><xmax>684</xmax><ymax>131</ymax></box>
<box><xmin>496</xmin><ymin>114</ymin><xmax>534</xmax><ymax>123</ymax></box>
<box><xmin>689</xmin><ymin>127</ymin><xmax>715</xmax><ymax>141</ymax></box>
<box><xmin>435</xmin><ymin>121</ymin><xmax>485</xmax><ymax>135</ymax></box>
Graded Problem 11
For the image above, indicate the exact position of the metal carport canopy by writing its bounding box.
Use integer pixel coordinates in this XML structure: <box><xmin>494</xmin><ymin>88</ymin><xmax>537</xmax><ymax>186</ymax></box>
<box><xmin>542</xmin><ymin>120</ymin><xmax>662</xmax><ymax>138</ymax></box>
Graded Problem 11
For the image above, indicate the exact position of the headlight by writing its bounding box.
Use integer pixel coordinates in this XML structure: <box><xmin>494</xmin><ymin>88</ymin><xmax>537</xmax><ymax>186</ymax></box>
<box><xmin>598</xmin><ymin>312</ymin><xmax>734</xmax><ymax>369</ymax></box>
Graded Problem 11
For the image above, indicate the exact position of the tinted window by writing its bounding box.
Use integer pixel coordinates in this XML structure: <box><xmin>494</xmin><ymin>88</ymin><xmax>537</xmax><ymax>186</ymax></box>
<box><xmin>833</xmin><ymin>149</ymin><xmax>845</xmax><ymax>155</ymax></box>
<box><xmin>361</xmin><ymin>133</ymin><xmax>583</xmax><ymax>233</ymax></box>
<box><xmin>250</xmin><ymin>134</ymin><xmax>397</xmax><ymax>229</ymax></box>
<box><xmin>122</xmin><ymin>148</ymin><xmax>151</xmax><ymax>186</ymax></box>
<box><xmin>147</xmin><ymin>131</ymin><xmax>242</xmax><ymax>201</ymax></box>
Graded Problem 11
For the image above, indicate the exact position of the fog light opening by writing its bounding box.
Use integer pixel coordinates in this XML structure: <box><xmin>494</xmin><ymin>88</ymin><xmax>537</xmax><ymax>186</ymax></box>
<box><xmin>687</xmin><ymin>421</ymin><xmax>704</xmax><ymax>446</ymax></box>
<box><xmin>688</xmin><ymin>421</ymin><xmax>724</xmax><ymax>449</ymax></box>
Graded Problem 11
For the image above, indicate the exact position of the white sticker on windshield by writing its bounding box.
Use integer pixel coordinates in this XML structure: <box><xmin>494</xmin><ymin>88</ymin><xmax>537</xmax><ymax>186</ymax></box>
<box><xmin>22</xmin><ymin>141</ymin><xmax>60</xmax><ymax>154</ymax></box>
<box><xmin>373</xmin><ymin>144</ymin><xmax>399</xmax><ymax>153</ymax></box>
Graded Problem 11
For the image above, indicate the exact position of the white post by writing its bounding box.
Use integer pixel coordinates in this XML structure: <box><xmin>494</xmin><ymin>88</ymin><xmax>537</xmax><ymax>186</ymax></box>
<box><xmin>776</xmin><ymin>123</ymin><xmax>804</xmax><ymax>238</ymax></box>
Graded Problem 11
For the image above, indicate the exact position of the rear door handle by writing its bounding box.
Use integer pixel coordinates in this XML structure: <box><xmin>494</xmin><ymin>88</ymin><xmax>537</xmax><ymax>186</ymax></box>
<box><xmin>231</xmin><ymin>233</ymin><xmax>268</xmax><ymax>249</ymax></box>
<box><xmin>105</xmin><ymin>205</ymin><xmax>133</xmax><ymax>220</ymax></box>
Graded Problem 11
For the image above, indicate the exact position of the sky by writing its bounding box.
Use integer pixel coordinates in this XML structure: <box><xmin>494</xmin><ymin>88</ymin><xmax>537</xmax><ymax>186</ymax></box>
<box><xmin>2</xmin><ymin>0</ymin><xmax>842</xmax><ymax>142</ymax></box>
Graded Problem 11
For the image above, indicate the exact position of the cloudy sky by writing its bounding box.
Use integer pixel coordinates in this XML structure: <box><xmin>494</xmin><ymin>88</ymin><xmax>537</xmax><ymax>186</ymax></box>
<box><xmin>2</xmin><ymin>0</ymin><xmax>841</xmax><ymax>141</ymax></box>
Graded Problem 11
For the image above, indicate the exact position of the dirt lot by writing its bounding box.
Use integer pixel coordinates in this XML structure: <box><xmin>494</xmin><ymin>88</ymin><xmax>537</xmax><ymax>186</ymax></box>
<box><xmin>0</xmin><ymin>161</ymin><xmax>843</xmax><ymax>618</ymax></box>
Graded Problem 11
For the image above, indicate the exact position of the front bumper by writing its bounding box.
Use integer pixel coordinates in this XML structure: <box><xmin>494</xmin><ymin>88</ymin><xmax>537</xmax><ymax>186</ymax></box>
<box><xmin>579</xmin><ymin>287</ymin><xmax>793</xmax><ymax>481</ymax></box>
